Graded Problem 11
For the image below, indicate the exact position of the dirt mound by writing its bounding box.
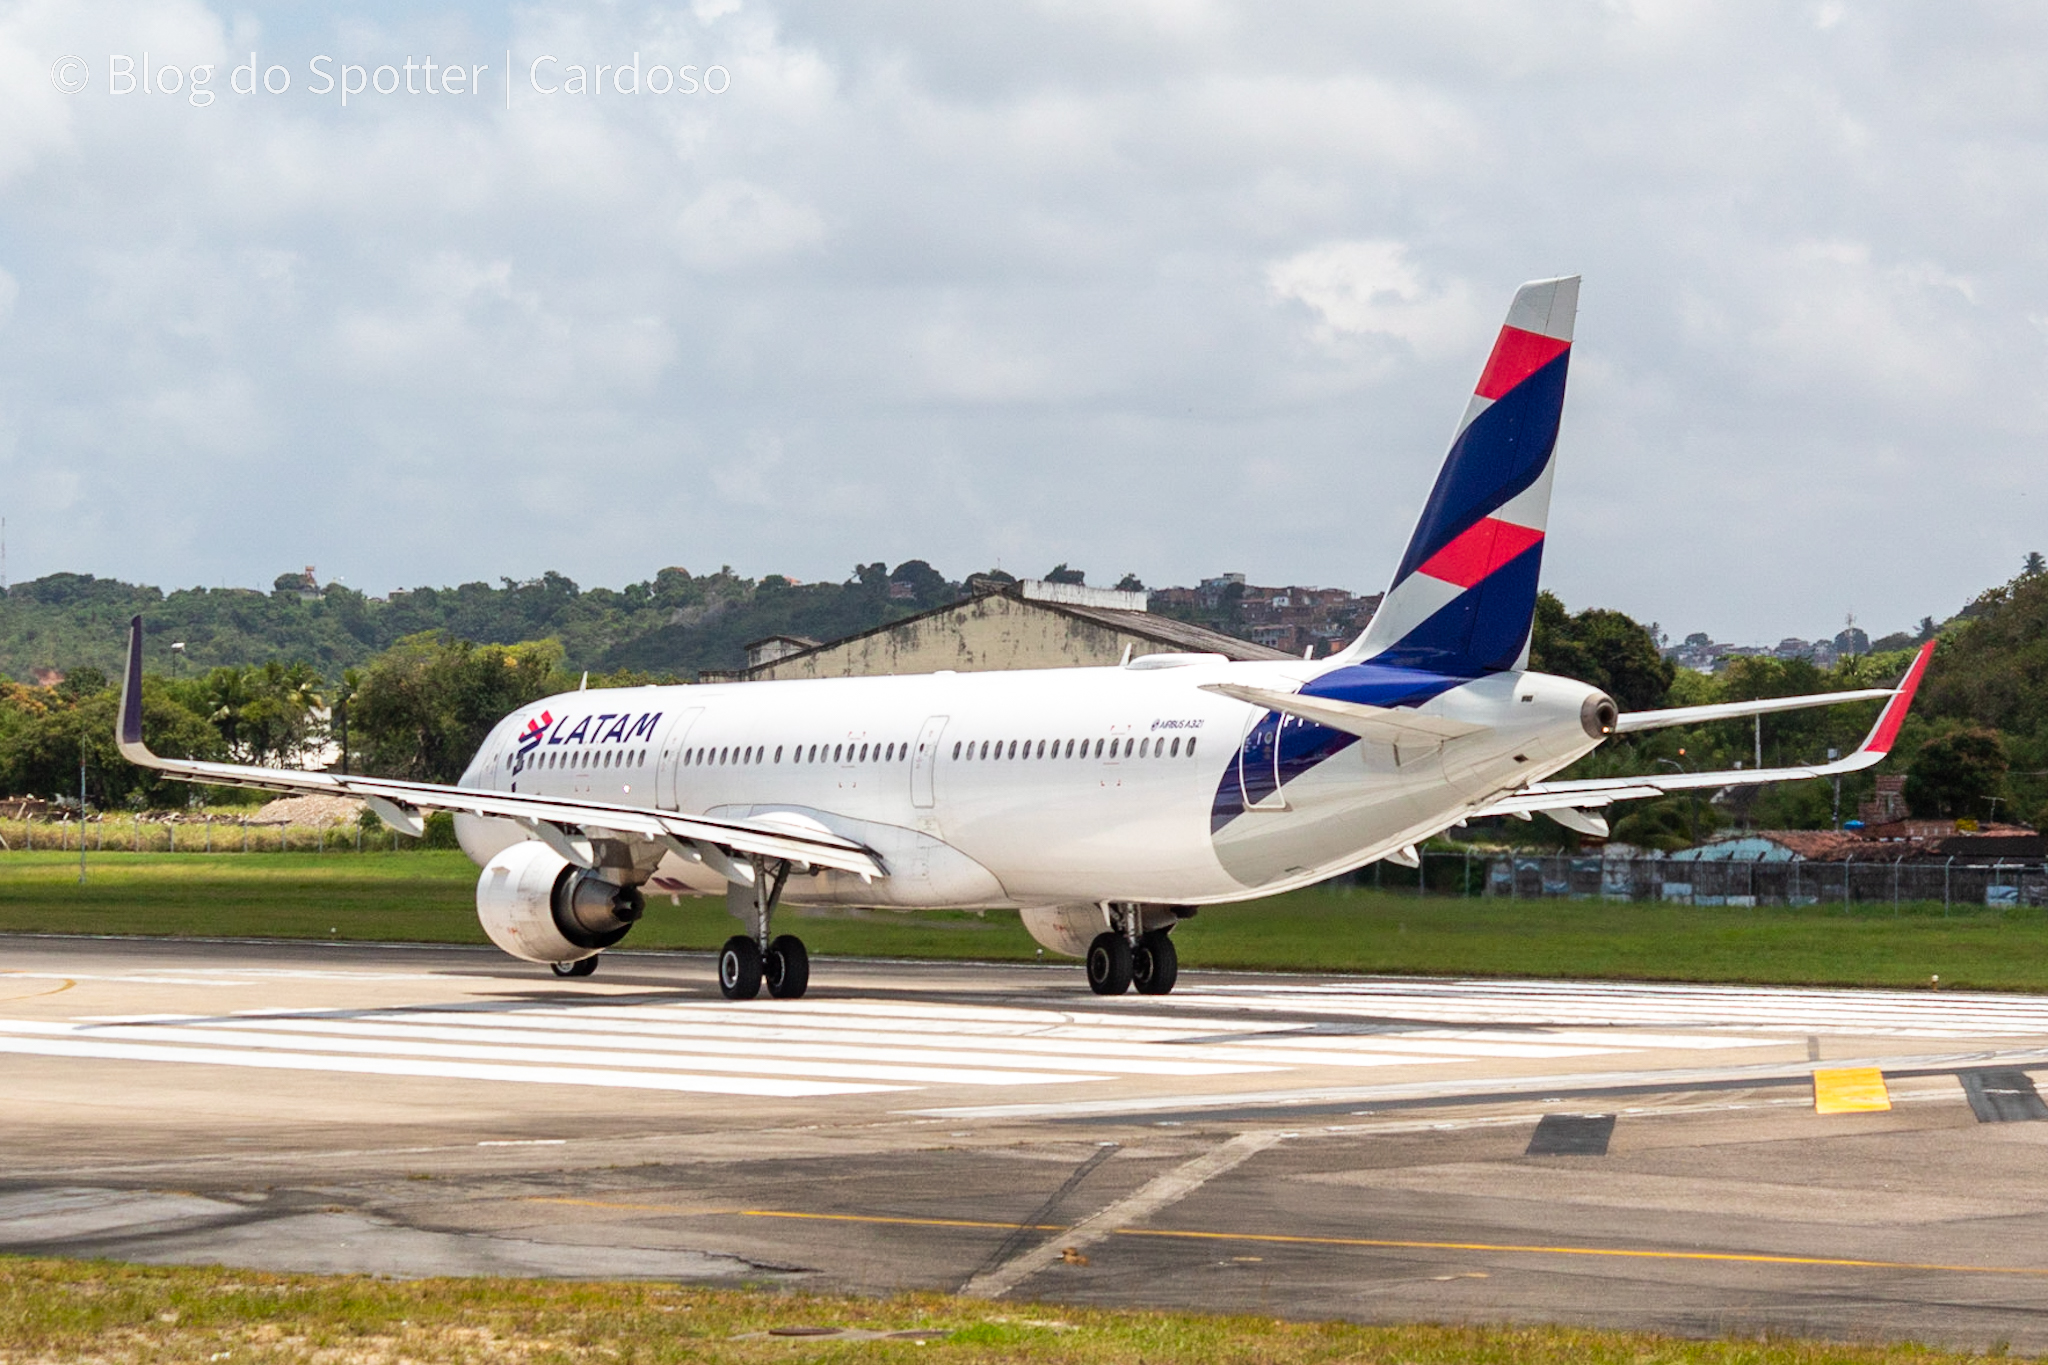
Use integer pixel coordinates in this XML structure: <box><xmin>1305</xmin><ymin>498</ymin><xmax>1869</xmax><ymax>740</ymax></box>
<box><xmin>249</xmin><ymin>794</ymin><xmax>366</xmax><ymax>827</ymax></box>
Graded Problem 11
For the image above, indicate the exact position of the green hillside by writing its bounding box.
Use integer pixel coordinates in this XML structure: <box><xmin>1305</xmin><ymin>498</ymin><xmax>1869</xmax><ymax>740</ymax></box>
<box><xmin>0</xmin><ymin>561</ymin><xmax>961</xmax><ymax>682</ymax></box>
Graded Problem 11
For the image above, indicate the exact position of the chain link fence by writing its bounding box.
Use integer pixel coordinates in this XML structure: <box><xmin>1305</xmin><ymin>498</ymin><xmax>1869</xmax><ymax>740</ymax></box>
<box><xmin>0</xmin><ymin>815</ymin><xmax>443</xmax><ymax>854</ymax></box>
<box><xmin>1354</xmin><ymin>849</ymin><xmax>2048</xmax><ymax>912</ymax></box>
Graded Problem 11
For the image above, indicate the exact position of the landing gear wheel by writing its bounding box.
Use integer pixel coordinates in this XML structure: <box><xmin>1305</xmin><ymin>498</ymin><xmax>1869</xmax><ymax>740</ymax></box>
<box><xmin>719</xmin><ymin>935</ymin><xmax>763</xmax><ymax>1000</ymax></box>
<box><xmin>551</xmin><ymin>957</ymin><xmax>598</xmax><ymax>978</ymax></box>
<box><xmin>765</xmin><ymin>934</ymin><xmax>811</xmax><ymax>999</ymax></box>
<box><xmin>1086</xmin><ymin>932</ymin><xmax>1132</xmax><ymax>996</ymax></box>
<box><xmin>1131</xmin><ymin>931</ymin><xmax>1178</xmax><ymax>995</ymax></box>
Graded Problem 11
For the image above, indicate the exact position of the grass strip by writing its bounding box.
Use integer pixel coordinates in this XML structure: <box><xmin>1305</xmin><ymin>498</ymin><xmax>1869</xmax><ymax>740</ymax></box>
<box><xmin>1</xmin><ymin>851</ymin><xmax>2046</xmax><ymax>992</ymax></box>
<box><xmin>0</xmin><ymin>1255</ymin><xmax>2003</xmax><ymax>1364</ymax></box>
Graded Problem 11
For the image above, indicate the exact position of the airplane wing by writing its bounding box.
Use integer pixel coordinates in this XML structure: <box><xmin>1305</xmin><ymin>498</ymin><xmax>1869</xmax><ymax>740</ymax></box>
<box><xmin>113</xmin><ymin>617</ymin><xmax>885</xmax><ymax>879</ymax></box>
<box><xmin>1473</xmin><ymin>640</ymin><xmax>1934</xmax><ymax>836</ymax></box>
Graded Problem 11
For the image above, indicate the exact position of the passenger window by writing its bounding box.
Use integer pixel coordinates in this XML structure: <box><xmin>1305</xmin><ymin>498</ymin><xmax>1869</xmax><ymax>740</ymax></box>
<box><xmin>1187</xmin><ymin>737</ymin><xmax>1197</xmax><ymax>757</ymax></box>
<box><xmin>951</xmin><ymin>742</ymin><xmax>960</xmax><ymax>759</ymax></box>
<box><xmin>1171</xmin><ymin>737</ymin><xmax>1181</xmax><ymax>757</ymax></box>
<box><xmin>775</xmin><ymin>746</ymin><xmax>783</xmax><ymax>762</ymax></box>
<box><xmin>1139</xmin><ymin>738</ymin><xmax>1149</xmax><ymax>758</ymax></box>
<box><xmin>1003</xmin><ymin>740</ymin><xmax>1014</xmax><ymax>759</ymax></box>
<box><xmin>1031</xmin><ymin>740</ymin><xmax>1041</xmax><ymax>759</ymax></box>
<box><xmin>833</xmin><ymin>744</ymin><xmax>843</xmax><ymax>762</ymax></box>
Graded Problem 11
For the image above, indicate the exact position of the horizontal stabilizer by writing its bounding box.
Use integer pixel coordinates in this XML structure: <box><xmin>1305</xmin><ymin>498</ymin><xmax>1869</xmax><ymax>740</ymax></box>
<box><xmin>1476</xmin><ymin>641</ymin><xmax>1934</xmax><ymax>822</ymax></box>
<box><xmin>1200</xmin><ymin>682</ymin><xmax>1485</xmax><ymax>745</ymax></box>
<box><xmin>1614</xmin><ymin>687</ymin><xmax>1894</xmax><ymax>734</ymax></box>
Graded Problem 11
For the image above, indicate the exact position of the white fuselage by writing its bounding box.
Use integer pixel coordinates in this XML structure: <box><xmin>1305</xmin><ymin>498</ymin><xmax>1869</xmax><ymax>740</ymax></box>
<box><xmin>452</xmin><ymin>655</ymin><xmax>1606</xmax><ymax>911</ymax></box>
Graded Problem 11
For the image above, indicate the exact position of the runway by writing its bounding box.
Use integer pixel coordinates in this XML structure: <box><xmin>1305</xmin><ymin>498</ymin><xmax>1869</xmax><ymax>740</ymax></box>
<box><xmin>6</xmin><ymin>935</ymin><xmax>2048</xmax><ymax>1349</ymax></box>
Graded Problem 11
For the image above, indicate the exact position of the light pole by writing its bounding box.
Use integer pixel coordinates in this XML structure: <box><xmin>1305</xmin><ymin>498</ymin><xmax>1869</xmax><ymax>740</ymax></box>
<box><xmin>1828</xmin><ymin>748</ymin><xmax>1841</xmax><ymax>829</ymax></box>
<box><xmin>1657</xmin><ymin>756</ymin><xmax>1698</xmax><ymax>847</ymax></box>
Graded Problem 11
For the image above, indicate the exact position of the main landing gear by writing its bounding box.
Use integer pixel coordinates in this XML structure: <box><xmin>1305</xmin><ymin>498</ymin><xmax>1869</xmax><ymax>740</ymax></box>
<box><xmin>719</xmin><ymin>855</ymin><xmax>810</xmax><ymax>1000</ymax></box>
<box><xmin>550</xmin><ymin>957</ymin><xmax>599</xmax><ymax>978</ymax></box>
<box><xmin>1087</xmin><ymin>906</ymin><xmax>1178</xmax><ymax>997</ymax></box>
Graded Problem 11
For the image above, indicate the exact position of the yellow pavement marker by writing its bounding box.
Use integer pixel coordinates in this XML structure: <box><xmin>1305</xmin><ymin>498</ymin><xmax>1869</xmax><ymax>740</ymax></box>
<box><xmin>1813</xmin><ymin>1066</ymin><xmax>1891</xmax><ymax>1113</ymax></box>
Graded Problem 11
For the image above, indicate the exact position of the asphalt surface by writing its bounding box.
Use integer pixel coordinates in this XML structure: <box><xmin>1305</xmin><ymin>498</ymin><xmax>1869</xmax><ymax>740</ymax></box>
<box><xmin>6</xmin><ymin>934</ymin><xmax>2048</xmax><ymax>1350</ymax></box>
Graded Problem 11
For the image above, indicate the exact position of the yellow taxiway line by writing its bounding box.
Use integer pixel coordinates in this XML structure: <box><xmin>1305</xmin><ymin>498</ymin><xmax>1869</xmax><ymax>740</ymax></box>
<box><xmin>740</xmin><ymin>1209</ymin><xmax>2048</xmax><ymax>1279</ymax></box>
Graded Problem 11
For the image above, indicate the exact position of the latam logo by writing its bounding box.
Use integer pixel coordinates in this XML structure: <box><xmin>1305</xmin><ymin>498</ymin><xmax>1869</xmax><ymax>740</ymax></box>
<box><xmin>516</xmin><ymin>709</ymin><xmax>663</xmax><ymax>755</ymax></box>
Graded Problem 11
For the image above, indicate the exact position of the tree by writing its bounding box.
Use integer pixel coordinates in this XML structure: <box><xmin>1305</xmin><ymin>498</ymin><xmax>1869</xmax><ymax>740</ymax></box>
<box><xmin>887</xmin><ymin>560</ymin><xmax>951</xmax><ymax>606</ymax></box>
<box><xmin>352</xmin><ymin>633</ymin><xmax>565</xmax><ymax>783</ymax></box>
<box><xmin>1115</xmin><ymin>573</ymin><xmax>1147</xmax><ymax>593</ymax></box>
<box><xmin>0</xmin><ymin>676</ymin><xmax>220</xmax><ymax>807</ymax></box>
<box><xmin>1043</xmin><ymin>563</ymin><xmax>1086</xmax><ymax>585</ymax></box>
<box><xmin>2024</xmin><ymin>551</ymin><xmax>2045</xmax><ymax>579</ymax></box>
<box><xmin>1904</xmin><ymin>727</ymin><xmax>2008</xmax><ymax>820</ymax></box>
<box><xmin>1528</xmin><ymin>592</ymin><xmax>1674</xmax><ymax>711</ymax></box>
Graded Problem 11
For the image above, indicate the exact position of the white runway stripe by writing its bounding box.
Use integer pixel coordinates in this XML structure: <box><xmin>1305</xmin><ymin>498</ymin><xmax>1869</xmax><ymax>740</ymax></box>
<box><xmin>0</xmin><ymin>1034</ymin><xmax>887</xmax><ymax>1097</ymax></box>
<box><xmin>0</xmin><ymin>1019</ymin><xmax>1095</xmax><ymax>1088</ymax></box>
<box><xmin>189</xmin><ymin>1015</ymin><xmax>1236</xmax><ymax>1079</ymax></box>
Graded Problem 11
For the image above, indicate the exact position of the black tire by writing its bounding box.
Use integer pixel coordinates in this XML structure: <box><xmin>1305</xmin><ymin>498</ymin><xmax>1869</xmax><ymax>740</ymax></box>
<box><xmin>551</xmin><ymin>956</ymin><xmax>598</xmax><ymax>978</ymax></box>
<box><xmin>1132</xmin><ymin>931</ymin><xmax>1178</xmax><ymax>995</ymax></box>
<box><xmin>766</xmin><ymin>934</ymin><xmax>810</xmax><ymax>999</ymax></box>
<box><xmin>719</xmin><ymin>935</ymin><xmax>763</xmax><ymax>1000</ymax></box>
<box><xmin>1086</xmin><ymin>932</ymin><xmax>1132</xmax><ymax>996</ymax></box>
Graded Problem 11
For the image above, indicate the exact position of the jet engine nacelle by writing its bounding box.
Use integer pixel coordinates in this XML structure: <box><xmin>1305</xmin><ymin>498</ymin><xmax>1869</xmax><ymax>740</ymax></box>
<box><xmin>475</xmin><ymin>840</ymin><xmax>645</xmax><ymax>965</ymax></box>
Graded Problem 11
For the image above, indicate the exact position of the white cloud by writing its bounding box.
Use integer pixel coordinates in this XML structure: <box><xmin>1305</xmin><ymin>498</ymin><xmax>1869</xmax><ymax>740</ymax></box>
<box><xmin>0</xmin><ymin>0</ymin><xmax>2045</xmax><ymax>642</ymax></box>
<box><xmin>675</xmin><ymin>180</ymin><xmax>824</xmax><ymax>268</ymax></box>
<box><xmin>1267</xmin><ymin>240</ymin><xmax>1484</xmax><ymax>360</ymax></box>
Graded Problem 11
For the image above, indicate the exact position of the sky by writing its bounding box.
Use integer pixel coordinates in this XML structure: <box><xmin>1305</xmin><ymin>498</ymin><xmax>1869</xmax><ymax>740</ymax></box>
<box><xmin>0</xmin><ymin>1</ymin><xmax>2041</xmax><ymax>644</ymax></box>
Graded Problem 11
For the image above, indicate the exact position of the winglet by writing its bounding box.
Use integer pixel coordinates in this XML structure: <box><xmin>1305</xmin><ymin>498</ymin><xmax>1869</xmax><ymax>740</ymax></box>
<box><xmin>117</xmin><ymin>614</ymin><xmax>150</xmax><ymax>762</ymax></box>
<box><xmin>1857</xmin><ymin>639</ymin><xmax>1935</xmax><ymax>759</ymax></box>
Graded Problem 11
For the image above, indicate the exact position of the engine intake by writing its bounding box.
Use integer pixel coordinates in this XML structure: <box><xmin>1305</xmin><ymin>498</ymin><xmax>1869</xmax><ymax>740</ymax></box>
<box><xmin>476</xmin><ymin>841</ymin><xmax>645</xmax><ymax>965</ymax></box>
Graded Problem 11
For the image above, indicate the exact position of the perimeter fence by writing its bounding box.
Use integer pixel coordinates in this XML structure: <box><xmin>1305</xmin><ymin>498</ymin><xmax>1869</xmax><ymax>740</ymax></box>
<box><xmin>0</xmin><ymin>814</ymin><xmax>441</xmax><ymax>854</ymax></box>
<box><xmin>1365</xmin><ymin>849</ymin><xmax>2048</xmax><ymax>912</ymax></box>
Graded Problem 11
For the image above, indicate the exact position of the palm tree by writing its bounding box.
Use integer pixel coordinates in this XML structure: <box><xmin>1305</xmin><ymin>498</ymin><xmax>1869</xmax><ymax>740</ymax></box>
<box><xmin>203</xmin><ymin>666</ymin><xmax>252</xmax><ymax>760</ymax></box>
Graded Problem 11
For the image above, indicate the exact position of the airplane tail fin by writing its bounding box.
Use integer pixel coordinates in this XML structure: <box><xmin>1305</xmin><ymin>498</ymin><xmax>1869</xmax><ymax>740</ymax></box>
<box><xmin>1338</xmin><ymin>275</ymin><xmax>1578</xmax><ymax>675</ymax></box>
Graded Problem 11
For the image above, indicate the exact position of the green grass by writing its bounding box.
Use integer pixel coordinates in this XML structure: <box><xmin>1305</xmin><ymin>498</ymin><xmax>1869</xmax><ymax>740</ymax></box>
<box><xmin>2</xmin><ymin>851</ymin><xmax>2047</xmax><ymax>992</ymax></box>
<box><xmin>0</xmin><ymin>1256</ymin><xmax>2004</xmax><ymax>1364</ymax></box>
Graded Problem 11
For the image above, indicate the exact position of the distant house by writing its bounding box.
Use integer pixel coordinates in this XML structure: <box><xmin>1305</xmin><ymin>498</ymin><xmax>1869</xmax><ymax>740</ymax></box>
<box><xmin>1671</xmin><ymin>824</ymin><xmax>2041</xmax><ymax>863</ymax></box>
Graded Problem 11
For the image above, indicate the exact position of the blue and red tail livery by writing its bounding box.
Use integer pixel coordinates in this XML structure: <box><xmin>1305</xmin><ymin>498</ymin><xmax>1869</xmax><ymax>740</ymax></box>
<box><xmin>1339</xmin><ymin>275</ymin><xmax>1579</xmax><ymax>677</ymax></box>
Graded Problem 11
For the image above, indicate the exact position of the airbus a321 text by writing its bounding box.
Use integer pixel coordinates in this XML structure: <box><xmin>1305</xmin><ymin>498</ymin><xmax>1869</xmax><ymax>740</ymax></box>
<box><xmin>116</xmin><ymin>277</ymin><xmax>1934</xmax><ymax>1000</ymax></box>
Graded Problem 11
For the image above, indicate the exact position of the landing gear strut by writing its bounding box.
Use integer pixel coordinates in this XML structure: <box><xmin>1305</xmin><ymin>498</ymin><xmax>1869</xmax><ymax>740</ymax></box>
<box><xmin>719</xmin><ymin>855</ymin><xmax>810</xmax><ymax>1000</ymax></box>
<box><xmin>1087</xmin><ymin>905</ymin><xmax>1179</xmax><ymax>996</ymax></box>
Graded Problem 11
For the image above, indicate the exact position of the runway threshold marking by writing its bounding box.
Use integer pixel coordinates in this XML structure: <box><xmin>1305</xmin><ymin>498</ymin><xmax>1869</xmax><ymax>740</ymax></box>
<box><xmin>1813</xmin><ymin>1066</ymin><xmax>1891</xmax><ymax>1113</ymax></box>
<box><xmin>737</xmin><ymin>1210</ymin><xmax>2048</xmax><ymax>1279</ymax></box>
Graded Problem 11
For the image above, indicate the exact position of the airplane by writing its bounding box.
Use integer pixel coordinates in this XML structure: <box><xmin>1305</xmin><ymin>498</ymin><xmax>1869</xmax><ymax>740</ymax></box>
<box><xmin>115</xmin><ymin>275</ymin><xmax>1935</xmax><ymax>1001</ymax></box>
